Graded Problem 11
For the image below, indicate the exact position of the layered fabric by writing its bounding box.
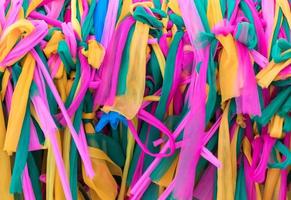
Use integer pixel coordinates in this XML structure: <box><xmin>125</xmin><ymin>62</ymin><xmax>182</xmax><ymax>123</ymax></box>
<box><xmin>0</xmin><ymin>0</ymin><xmax>290</xmax><ymax>200</ymax></box>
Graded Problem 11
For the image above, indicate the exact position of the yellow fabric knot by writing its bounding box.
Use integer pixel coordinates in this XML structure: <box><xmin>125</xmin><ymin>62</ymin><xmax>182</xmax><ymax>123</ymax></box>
<box><xmin>236</xmin><ymin>114</ymin><xmax>246</xmax><ymax>128</ymax></box>
<box><xmin>0</xmin><ymin>19</ymin><xmax>35</xmax><ymax>63</ymax></box>
<box><xmin>81</xmin><ymin>39</ymin><xmax>105</xmax><ymax>69</ymax></box>
<box><xmin>43</xmin><ymin>30</ymin><xmax>64</xmax><ymax>58</ymax></box>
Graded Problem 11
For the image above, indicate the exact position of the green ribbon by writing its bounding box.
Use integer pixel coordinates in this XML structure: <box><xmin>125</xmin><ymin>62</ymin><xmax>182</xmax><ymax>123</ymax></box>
<box><xmin>58</xmin><ymin>40</ymin><xmax>75</xmax><ymax>74</ymax></box>
<box><xmin>272</xmin><ymin>39</ymin><xmax>291</xmax><ymax>63</ymax></box>
<box><xmin>257</xmin><ymin>87</ymin><xmax>291</xmax><ymax>126</ymax></box>
<box><xmin>117</xmin><ymin>25</ymin><xmax>135</xmax><ymax>95</ymax></box>
<box><xmin>27</xmin><ymin>153</ymin><xmax>43</xmax><ymax>200</ymax></box>
<box><xmin>10</xmin><ymin>105</ymin><xmax>30</xmax><ymax>193</ymax></box>
<box><xmin>269</xmin><ymin>141</ymin><xmax>291</xmax><ymax>169</ymax></box>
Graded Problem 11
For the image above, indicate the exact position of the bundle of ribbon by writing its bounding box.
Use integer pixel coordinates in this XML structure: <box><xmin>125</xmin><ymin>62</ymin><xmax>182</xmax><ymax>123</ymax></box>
<box><xmin>0</xmin><ymin>0</ymin><xmax>290</xmax><ymax>199</ymax></box>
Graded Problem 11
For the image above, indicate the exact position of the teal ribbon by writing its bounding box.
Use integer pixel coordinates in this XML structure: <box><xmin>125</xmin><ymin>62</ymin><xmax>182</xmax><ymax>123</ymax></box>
<box><xmin>10</xmin><ymin>105</ymin><xmax>31</xmax><ymax>193</ymax></box>
<box><xmin>234</xmin><ymin>22</ymin><xmax>257</xmax><ymax>49</ymax></box>
<box><xmin>58</xmin><ymin>40</ymin><xmax>75</xmax><ymax>74</ymax></box>
<box><xmin>257</xmin><ymin>87</ymin><xmax>291</xmax><ymax>125</ymax></box>
<box><xmin>82</xmin><ymin>0</ymin><xmax>97</xmax><ymax>41</ymax></box>
<box><xmin>117</xmin><ymin>25</ymin><xmax>135</xmax><ymax>95</ymax></box>
<box><xmin>272</xmin><ymin>39</ymin><xmax>291</xmax><ymax>63</ymax></box>
<box><xmin>269</xmin><ymin>141</ymin><xmax>291</xmax><ymax>169</ymax></box>
<box><xmin>27</xmin><ymin>153</ymin><xmax>43</xmax><ymax>200</ymax></box>
<box><xmin>70</xmin><ymin>101</ymin><xmax>84</xmax><ymax>200</ymax></box>
<box><xmin>86</xmin><ymin>133</ymin><xmax>125</xmax><ymax>168</ymax></box>
<box><xmin>235</xmin><ymin>163</ymin><xmax>247</xmax><ymax>200</ymax></box>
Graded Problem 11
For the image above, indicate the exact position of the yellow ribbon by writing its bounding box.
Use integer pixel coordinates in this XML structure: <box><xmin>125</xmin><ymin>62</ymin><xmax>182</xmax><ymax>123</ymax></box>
<box><xmin>154</xmin><ymin>157</ymin><xmax>178</xmax><ymax>187</ymax></box>
<box><xmin>55</xmin><ymin>62</ymin><xmax>64</xmax><ymax>79</ymax></box>
<box><xmin>118</xmin><ymin>123</ymin><xmax>136</xmax><ymax>200</ymax></box>
<box><xmin>62</xmin><ymin>127</ymin><xmax>71</xmax><ymax>179</ymax></box>
<box><xmin>216</xmin><ymin>35</ymin><xmax>240</xmax><ymax>102</ymax></box>
<box><xmin>242</xmin><ymin>138</ymin><xmax>263</xmax><ymax>200</ymax></box>
<box><xmin>151</xmin><ymin>39</ymin><xmax>166</xmax><ymax>78</ymax></box>
<box><xmin>217</xmin><ymin>102</ymin><xmax>234</xmax><ymax>200</ymax></box>
<box><xmin>1</xmin><ymin>70</ymin><xmax>10</xmax><ymax>101</ymax></box>
<box><xmin>268</xmin><ymin>3</ymin><xmax>281</xmax><ymax>57</ymax></box>
<box><xmin>263</xmin><ymin>168</ymin><xmax>281</xmax><ymax>200</ymax></box>
<box><xmin>207</xmin><ymin>0</ymin><xmax>223</xmax><ymax>28</ymax></box>
<box><xmin>4</xmin><ymin>53</ymin><xmax>35</xmax><ymax>154</ymax></box>
<box><xmin>269</xmin><ymin>115</ymin><xmax>284</xmax><ymax>139</ymax></box>
<box><xmin>256</xmin><ymin>59</ymin><xmax>291</xmax><ymax>88</ymax></box>
<box><xmin>104</xmin><ymin>21</ymin><xmax>150</xmax><ymax>119</ymax></box>
<box><xmin>82</xmin><ymin>147</ymin><xmax>122</xmax><ymax>200</ymax></box>
<box><xmin>54</xmin><ymin>131</ymin><xmax>65</xmax><ymax>200</ymax></box>
<box><xmin>277</xmin><ymin>0</ymin><xmax>291</xmax><ymax>27</ymax></box>
<box><xmin>168</xmin><ymin>0</ymin><xmax>181</xmax><ymax>16</ymax></box>
<box><xmin>46</xmin><ymin>141</ymin><xmax>56</xmax><ymax>200</ymax></box>
<box><xmin>143</xmin><ymin>95</ymin><xmax>160</xmax><ymax>102</ymax></box>
<box><xmin>0</xmin><ymin>94</ymin><xmax>6</xmax><ymax>150</ymax></box>
<box><xmin>0</xmin><ymin>151</ymin><xmax>13</xmax><ymax>200</ymax></box>
<box><xmin>71</xmin><ymin>0</ymin><xmax>82</xmax><ymax>38</ymax></box>
<box><xmin>117</xmin><ymin>0</ymin><xmax>132</xmax><ymax>24</ymax></box>
<box><xmin>26</xmin><ymin>0</ymin><xmax>42</xmax><ymax>16</ymax></box>
<box><xmin>0</xmin><ymin>87</ymin><xmax>12</xmax><ymax>199</ymax></box>
<box><xmin>78</xmin><ymin>0</ymin><xmax>84</xmax><ymax>18</ymax></box>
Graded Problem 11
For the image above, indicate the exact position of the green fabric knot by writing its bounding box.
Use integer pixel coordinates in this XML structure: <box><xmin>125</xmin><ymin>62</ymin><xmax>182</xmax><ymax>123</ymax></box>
<box><xmin>78</xmin><ymin>40</ymin><xmax>88</xmax><ymax>50</ymax></box>
<box><xmin>234</xmin><ymin>22</ymin><xmax>257</xmax><ymax>49</ymax></box>
<box><xmin>169</xmin><ymin>13</ymin><xmax>185</xmax><ymax>30</ymax></box>
<box><xmin>132</xmin><ymin>6</ymin><xmax>164</xmax><ymax>29</ymax></box>
<box><xmin>272</xmin><ymin>39</ymin><xmax>291</xmax><ymax>63</ymax></box>
<box><xmin>195</xmin><ymin>31</ymin><xmax>216</xmax><ymax>48</ymax></box>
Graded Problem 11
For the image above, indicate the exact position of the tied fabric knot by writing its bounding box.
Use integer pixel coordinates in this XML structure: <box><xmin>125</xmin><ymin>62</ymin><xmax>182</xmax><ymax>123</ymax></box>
<box><xmin>272</xmin><ymin>39</ymin><xmax>291</xmax><ymax>63</ymax></box>
<box><xmin>132</xmin><ymin>4</ymin><xmax>166</xmax><ymax>29</ymax></box>
<box><xmin>0</xmin><ymin>19</ymin><xmax>48</xmax><ymax>67</ymax></box>
<box><xmin>234</xmin><ymin>22</ymin><xmax>257</xmax><ymax>49</ymax></box>
<box><xmin>196</xmin><ymin>20</ymin><xmax>258</xmax><ymax>50</ymax></box>
<box><xmin>212</xmin><ymin>19</ymin><xmax>235</xmax><ymax>36</ymax></box>
<box><xmin>78</xmin><ymin>40</ymin><xmax>88</xmax><ymax>50</ymax></box>
<box><xmin>194</xmin><ymin>19</ymin><xmax>234</xmax><ymax>48</ymax></box>
<box><xmin>81</xmin><ymin>39</ymin><xmax>105</xmax><ymax>69</ymax></box>
<box><xmin>195</xmin><ymin>32</ymin><xmax>215</xmax><ymax>48</ymax></box>
<box><xmin>169</xmin><ymin>13</ymin><xmax>185</xmax><ymax>31</ymax></box>
<box><xmin>95</xmin><ymin>111</ymin><xmax>128</xmax><ymax>132</ymax></box>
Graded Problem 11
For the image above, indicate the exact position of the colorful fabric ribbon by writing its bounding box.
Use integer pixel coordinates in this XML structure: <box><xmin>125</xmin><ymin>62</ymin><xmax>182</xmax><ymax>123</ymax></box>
<box><xmin>0</xmin><ymin>0</ymin><xmax>290</xmax><ymax>199</ymax></box>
